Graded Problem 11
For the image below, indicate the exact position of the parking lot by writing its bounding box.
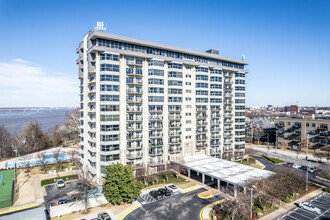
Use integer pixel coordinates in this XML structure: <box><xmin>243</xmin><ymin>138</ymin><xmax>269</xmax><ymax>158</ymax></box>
<box><xmin>44</xmin><ymin>180</ymin><xmax>82</xmax><ymax>206</ymax></box>
<box><xmin>125</xmin><ymin>188</ymin><xmax>223</xmax><ymax>220</ymax></box>
<box><xmin>138</xmin><ymin>190</ymin><xmax>181</xmax><ymax>205</ymax></box>
<box><xmin>278</xmin><ymin>192</ymin><xmax>330</xmax><ymax>220</ymax></box>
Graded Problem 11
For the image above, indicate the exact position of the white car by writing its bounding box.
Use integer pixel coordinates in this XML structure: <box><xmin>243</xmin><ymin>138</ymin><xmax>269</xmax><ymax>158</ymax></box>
<box><xmin>298</xmin><ymin>202</ymin><xmax>322</xmax><ymax>215</ymax></box>
<box><xmin>292</xmin><ymin>164</ymin><xmax>301</xmax><ymax>169</ymax></box>
<box><xmin>308</xmin><ymin>167</ymin><xmax>316</xmax><ymax>173</ymax></box>
<box><xmin>165</xmin><ymin>184</ymin><xmax>179</xmax><ymax>193</ymax></box>
<box><xmin>56</xmin><ymin>179</ymin><xmax>65</xmax><ymax>188</ymax></box>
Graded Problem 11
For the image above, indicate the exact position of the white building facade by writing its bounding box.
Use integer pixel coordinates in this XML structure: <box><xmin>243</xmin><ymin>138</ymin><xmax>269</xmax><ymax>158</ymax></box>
<box><xmin>77</xmin><ymin>30</ymin><xmax>249</xmax><ymax>181</ymax></box>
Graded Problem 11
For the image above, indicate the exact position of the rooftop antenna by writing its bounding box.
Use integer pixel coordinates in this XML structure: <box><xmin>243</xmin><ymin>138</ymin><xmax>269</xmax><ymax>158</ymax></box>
<box><xmin>95</xmin><ymin>21</ymin><xmax>107</xmax><ymax>32</ymax></box>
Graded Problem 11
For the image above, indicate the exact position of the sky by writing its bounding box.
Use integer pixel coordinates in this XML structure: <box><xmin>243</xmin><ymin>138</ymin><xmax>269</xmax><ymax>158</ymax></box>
<box><xmin>0</xmin><ymin>0</ymin><xmax>329</xmax><ymax>107</ymax></box>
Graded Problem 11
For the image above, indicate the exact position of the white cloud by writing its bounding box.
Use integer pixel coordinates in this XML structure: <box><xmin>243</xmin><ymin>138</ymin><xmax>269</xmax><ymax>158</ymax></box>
<box><xmin>0</xmin><ymin>59</ymin><xmax>79</xmax><ymax>107</ymax></box>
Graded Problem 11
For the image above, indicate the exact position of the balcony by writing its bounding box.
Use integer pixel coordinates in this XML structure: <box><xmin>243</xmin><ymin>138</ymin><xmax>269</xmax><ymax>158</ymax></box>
<box><xmin>224</xmin><ymin>119</ymin><xmax>233</xmax><ymax>124</ymax></box>
<box><xmin>211</xmin><ymin>107</ymin><xmax>221</xmax><ymax>112</ymax></box>
<box><xmin>224</xmin><ymin>86</ymin><xmax>232</xmax><ymax>91</ymax></box>
<box><xmin>149</xmin><ymin>108</ymin><xmax>163</xmax><ymax>112</ymax></box>
<box><xmin>127</xmin><ymin>154</ymin><xmax>143</xmax><ymax>160</ymax></box>
<box><xmin>168</xmin><ymin>115</ymin><xmax>181</xmax><ymax>120</ymax></box>
<box><xmin>126</xmin><ymin>79</ymin><xmax>143</xmax><ymax>85</ymax></box>
<box><xmin>149</xmin><ymin>132</ymin><xmax>163</xmax><ymax>138</ymax></box>
<box><xmin>224</xmin><ymin>126</ymin><xmax>233</xmax><ymax>130</ymax></box>
<box><xmin>149</xmin><ymin>151</ymin><xmax>163</xmax><ymax>156</ymax></box>
<box><xmin>149</xmin><ymin>161</ymin><xmax>164</xmax><ymax>167</ymax></box>
<box><xmin>224</xmin><ymin>93</ymin><xmax>232</xmax><ymax>98</ymax></box>
<box><xmin>126</xmin><ymin>117</ymin><xmax>143</xmax><ymax>122</ymax></box>
<box><xmin>196</xmin><ymin>114</ymin><xmax>207</xmax><ymax>119</ymax></box>
<box><xmin>169</xmin><ymin>123</ymin><xmax>181</xmax><ymax>128</ymax></box>
<box><xmin>169</xmin><ymin>147</ymin><xmax>182</xmax><ymax>153</ymax></box>
<box><xmin>127</xmin><ymin>146</ymin><xmax>143</xmax><ymax>150</ymax></box>
<box><xmin>127</xmin><ymin>107</ymin><xmax>143</xmax><ymax>112</ymax></box>
<box><xmin>224</xmin><ymin>107</ymin><xmax>232</xmax><ymax>112</ymax></box>
<box><xmin>127</xmin><ymin>98</ymin><xmax>143</xmax><ymax>104</ymax></box>
<box><xmin>223</xmin><ymin>72</ymin><xmax>232</xmax><ymax>77</ymax></box>
<box><xmin>196</xmin><ymin>107</ymin><xmax>207</xmax><ymax>112</ymax></box>
<box><xmin>210</xmin><ymin>151</ymin><xmax>221</xmax><ymax>156</ymax></box>
<box><xmin>168</xmin><ymin>107</ymin><xmax>181</xmax><ymax>112</ymax></box>
<box><xmin>126</xmin><ymin>88</ymin><xmax>142</xmax><ymax>94</ymax></box>
<box><xmin>169</xmin><ymin>132</ymin><xmax>181</xmax><ymax>137</ymax></box>
<box><xmin>224</xmin><ymin>79</ymin><xmax>232</xmax><ymax>84</ymax></box>
<box><xmin>149</xmin><ymin>116</ymin><xmax>163</xmax><ymax>121</ymax></box>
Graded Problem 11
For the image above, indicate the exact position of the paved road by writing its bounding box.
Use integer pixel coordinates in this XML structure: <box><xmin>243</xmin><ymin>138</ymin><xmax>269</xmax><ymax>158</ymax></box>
<box><xmin>247</xmin><ymin>145</ymin><xmax>327</xmax><ymax>166</ymax></box>
<box><xmin>276</xmin><ymin>192</ymin><xmax>330</xmax><ymax>220</ymax></box>
<box><xmin>125</xmin><ymin>188</ymin><xmax>223</xmax><ymax>220</ymax></box>
<box><xmin>251</xmin><ymin>155</ymin><xmax>277</xmax><ymax>171</ymax></box>
<box><xmin>0</xmin><ymin>206</ymin><xmax>47</xmax><ymax>220</ymax></box>
<box><xmin>252</xmin><ymin>155</ymin><xmax>330</xmax><ymax>188</ymax></box>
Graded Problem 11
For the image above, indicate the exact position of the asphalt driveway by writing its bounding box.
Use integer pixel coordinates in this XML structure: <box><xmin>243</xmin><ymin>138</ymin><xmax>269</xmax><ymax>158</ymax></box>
<box><xmin>44</xmin><ymin>180</ymin><xmax>81</xmax><ymax>206</ymax></box>
<box><xmin>124</xmin><ymin>188</ymin><xmax>223</xmax><ymax>220</ymax></box>
<box><xmin>251</xmin><ymin>155</ymin><xmax>277</xmax><ymax>171</ymax></box>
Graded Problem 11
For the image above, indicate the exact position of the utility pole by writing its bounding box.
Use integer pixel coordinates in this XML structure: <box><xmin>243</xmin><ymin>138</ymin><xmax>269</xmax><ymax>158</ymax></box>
<box><xmin>275</xmin><ymin>129</ymin><xmax>278</xmax><ymax>154</ymax></box>
<box><xmin>306</xmin><ymin>161</ymin><xmax>310</xmax><ymax>192</ymax></box>
<box><xmin>306</xmin><ymin>133</ymin><xmax>309</xmax><ymax>161</ymax></box>
<box><xmin>250</xmin><ymin>185</ymin><xmax>256</xmax><ymax>219</ymax></box>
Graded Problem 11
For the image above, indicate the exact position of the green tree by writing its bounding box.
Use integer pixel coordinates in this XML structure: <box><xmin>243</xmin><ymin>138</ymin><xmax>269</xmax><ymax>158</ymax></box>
<box><xmin>103</xmin><ymin>163</ymin><xmax>144</xmax><ymax>204</ymax></box>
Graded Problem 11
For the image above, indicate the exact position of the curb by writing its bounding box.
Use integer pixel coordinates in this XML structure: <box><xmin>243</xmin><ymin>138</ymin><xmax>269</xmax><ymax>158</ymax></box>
<box><xmin>200</xmin><ymin>199</ymin><xmax>224</xmax><ymax>220</ymax></box>
<box><xmin>182</xmin><ymin>186</ymin><xmax>201</xmax><ymax>193</ymax></box>
<box><xmin>0</xmin><ymin>204</ymin><xmax>39</xmax><ymax>215</ymax></box>
<box><xmin>118</xmin><ymin>205</ymin><xmax>140</xmax><ymax>220</ymax></box>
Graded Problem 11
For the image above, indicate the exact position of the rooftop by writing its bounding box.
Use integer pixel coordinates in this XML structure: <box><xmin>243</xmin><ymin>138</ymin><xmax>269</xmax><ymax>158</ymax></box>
<box><xmin>183</xmin><ymin>155</ymin><xmax>273</xmax><ymax>186</ymax></box>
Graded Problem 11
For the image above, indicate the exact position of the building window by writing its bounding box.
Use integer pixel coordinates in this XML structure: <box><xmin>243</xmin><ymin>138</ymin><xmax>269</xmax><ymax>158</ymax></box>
<box><xmin>312</xmin><ymin>123</ymin><xmax>315</xmax><ymax>127</ymax></box>
<box><xmin>306</xmin><ymin>123</ymin><xmax>309</xmax><ymax>127</ymax></box>
<box><xmin>287</xmin><ymin>122</ymin><xmax>291</xmax><ymax>126</ymax></box>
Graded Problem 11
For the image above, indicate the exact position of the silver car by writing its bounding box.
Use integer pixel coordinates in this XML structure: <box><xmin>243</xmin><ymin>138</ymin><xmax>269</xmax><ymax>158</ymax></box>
<box><xmin>298</xmin><ymin>202</ymin><xmax>322</xmax><ymax>215</ymax></box>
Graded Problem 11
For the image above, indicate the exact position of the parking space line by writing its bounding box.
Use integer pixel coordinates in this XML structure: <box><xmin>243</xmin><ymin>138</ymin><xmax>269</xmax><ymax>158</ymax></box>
<box><xmin>182</xmin><ymin>186</ymin><xmax>200</xmax><ymax>193</ymax></box>
<box><xmin>295</xmin><ymin>209</ymin><xmax>318</xmax><ymax>218</ymax></box>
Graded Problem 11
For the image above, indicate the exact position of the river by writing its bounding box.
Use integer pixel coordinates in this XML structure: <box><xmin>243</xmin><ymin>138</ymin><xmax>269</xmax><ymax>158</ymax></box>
<box><xmin>0</xmin><ymin>108</ymin><xmax>75</xmax><ymax>134</ymax></box>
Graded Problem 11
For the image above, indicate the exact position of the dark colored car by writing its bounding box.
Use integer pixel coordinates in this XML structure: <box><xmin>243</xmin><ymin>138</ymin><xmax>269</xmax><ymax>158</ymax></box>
<box><xmin>97</xmin><ymin>212</ymin><xmax>112</xmax><ymax>220</ymax></box>
<box><xmin>158</xmin><ymin>188</ymin><xmax>171</xmax><ymax>196</ymax></box>
<box><xmin>55</xmin><ymin>199</ymin><xmax>68</xmax><ymax>205</ymax></box>
<box><xmin>44</xmin><ymin>209</ymin><xmax>51</xmax><ymax>220</ymax></box>
<box><xmin>300</xmin><ymin>166</ymin><xmax>307</xmax><ymax>171</ymax></box>
<box><xmin>149</xmin><ymin>190</ymin><xmax>163</xmax><ymax>200</ymax></box>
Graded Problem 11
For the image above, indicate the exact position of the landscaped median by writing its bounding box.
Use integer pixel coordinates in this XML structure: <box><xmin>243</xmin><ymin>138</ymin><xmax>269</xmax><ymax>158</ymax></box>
<box><xmin>41</xmin><ymin>174</ymin><xmax>78</xmax><ymax>186</ymax></box>
<box><xmin>200</xmin><ymin>199</ymin><xmax>224</xmax><ymax>220</ymax></box>
<box><xmin>262</xmin><ymin>156</ymin><xmax>284</xmax><ymax>164</ymax></box>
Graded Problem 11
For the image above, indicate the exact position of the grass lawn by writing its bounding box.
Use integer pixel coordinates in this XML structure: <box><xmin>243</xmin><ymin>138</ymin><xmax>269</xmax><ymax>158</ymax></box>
<box><xmin>143</xmin><ymin>175</ymin><xmax>187</xmax><ymax>190</ymax></box>
<box><xmin>263</xmin><ymin>156</ymin><xmax>284</xmax><ymax>164</ymax></box>
<box><xmin>236</xmin><ymin>158</ymin><xmax>256</xmax><ymax>165</ymax></box>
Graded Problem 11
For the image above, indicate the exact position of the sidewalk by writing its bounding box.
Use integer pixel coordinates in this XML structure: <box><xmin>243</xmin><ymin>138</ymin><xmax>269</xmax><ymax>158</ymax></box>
<box><xmin>260</xmin><ymin>189</ymin><xmax>323</xmax><ymax>220</ymax></box>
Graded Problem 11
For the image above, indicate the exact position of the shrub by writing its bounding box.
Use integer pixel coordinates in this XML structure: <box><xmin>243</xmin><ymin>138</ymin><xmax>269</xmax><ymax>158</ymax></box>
<box><xmin>41</xmin><ymin>174</ymin><xmax>78</xmax><ymax>186</ymax></box>
<box><xmin>263</xmin><ymin>156</ymin><xmax>284</xmax><ymax>164</ymax></box>
<box><xmin>323</xmin><ymin>188</ymin><xmax>330</xmax><ymax>193</ymax></box>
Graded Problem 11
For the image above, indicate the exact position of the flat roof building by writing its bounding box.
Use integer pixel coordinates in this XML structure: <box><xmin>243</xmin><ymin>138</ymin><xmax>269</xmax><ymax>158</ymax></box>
<box><xmin>77</xmin><ymin>30</ymin><xmax>249</xmax><ymax>182</ymax></box>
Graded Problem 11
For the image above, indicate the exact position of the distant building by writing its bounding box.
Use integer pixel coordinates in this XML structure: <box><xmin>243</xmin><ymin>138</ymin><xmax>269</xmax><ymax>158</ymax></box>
<box><xmin>284</xmin><ymin>105</ymin><xmax>300</xmax><ymax>114</ymax></box>
<box><xmin>276</xmin><ymin>115</ymin><xmax>330</xmax><ymax>152</ymax></box>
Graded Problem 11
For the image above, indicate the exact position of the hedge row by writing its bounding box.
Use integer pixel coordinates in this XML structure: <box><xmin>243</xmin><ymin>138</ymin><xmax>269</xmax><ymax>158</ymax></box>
<box><xmin>263</xmin><ymin>156</ymin><xmax>284</xmax><ymax>164</ymax></box>
<box><xmin>41</xmin><ymin>174</ymin><xmax>78</xmax><ymax>186</ymax></box>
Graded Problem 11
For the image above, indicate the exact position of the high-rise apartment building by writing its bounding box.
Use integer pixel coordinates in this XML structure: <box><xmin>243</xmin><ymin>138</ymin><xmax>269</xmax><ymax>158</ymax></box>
<box><xmin>77</xmin><ymin>30</ymin><xmax>249</xmax><ymax>181</ymax></box>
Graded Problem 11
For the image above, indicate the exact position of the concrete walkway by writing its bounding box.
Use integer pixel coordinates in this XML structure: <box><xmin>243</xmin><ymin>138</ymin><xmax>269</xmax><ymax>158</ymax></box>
<box><xmin>260</xmin><ymin>189</ymin><xmax>323</xmax><ymax>220</ymax></box>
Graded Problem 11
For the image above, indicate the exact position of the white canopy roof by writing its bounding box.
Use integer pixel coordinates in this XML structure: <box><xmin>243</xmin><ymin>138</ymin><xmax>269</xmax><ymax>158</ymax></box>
<box><xmin>183</xmin><ymin>155</ymin><xmax>273</xmax><ymax>186</ymax></box>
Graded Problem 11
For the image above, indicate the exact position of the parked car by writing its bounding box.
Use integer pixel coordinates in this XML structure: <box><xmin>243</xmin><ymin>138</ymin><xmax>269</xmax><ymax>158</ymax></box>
<box><xmin>300</xmin><ymin>166</ymin><xmax>307</xmax><ymax>171</ymax></box>
<box><xmin>44</xmin><ymin>209</ymin><xmax>50</xmax><ymax>220</ymax></box>
<box><xmin>55</xmin><ymin>199</ymin><xmax>68</xmax><ymax>206</ymax></box>
<box><xmin>158</xmin><ymin>188</ymin><xmax>171</xmax><ymax>196</ymax></box>
<box><xmin>292</xmin><ymin>164</ymin><xmax>301</xmax><ymax>169</ymax></box>
<box><xmin>97</xmin><ymin>212</ymin><xmax>111</xmax><ymax>220</ymax></box>
<box><xmin>149</xmin><ymin>190</ymin><xmax>163</xmax><ymax>200</ymax></box>
<box><xmin>298</xmin><ymin>202</ymin><xmax>322</xmax><ymax>214</ymax></box>
<box><xmin>56</xmin><ymin>179</ymin><xmax>65</xmax><ymax>188</ymax></box>
<box><xmin>308</xmin><ymin>167</ymin><xmax>316</xmax><ymax>173</ymax></box>
<box><xmin>165</xmin><ymin>184</ymin><xmax>179</xmax><ymax>193</ymax></box>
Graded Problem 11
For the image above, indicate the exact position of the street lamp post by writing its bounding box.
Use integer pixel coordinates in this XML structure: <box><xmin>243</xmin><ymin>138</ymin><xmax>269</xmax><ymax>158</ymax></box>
<box><xmin>306</xmin><ymin>161</ymin><xmax>310</xmax><ymax>192</ymax></box>
<box><xmin>250</xmin><ymin>185</ymin><xmax>256</xmax><ymax>219</ymax></box>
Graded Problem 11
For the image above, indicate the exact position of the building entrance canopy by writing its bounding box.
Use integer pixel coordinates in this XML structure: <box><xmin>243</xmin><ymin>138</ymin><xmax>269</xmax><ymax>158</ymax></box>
<box><xmin>183</xmin><ymin>155</ymin><xmax>273</xmax><ymax>186</ymax></box>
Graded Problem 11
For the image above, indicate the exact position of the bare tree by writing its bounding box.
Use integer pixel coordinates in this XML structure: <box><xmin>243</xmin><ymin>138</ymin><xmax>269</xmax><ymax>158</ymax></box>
<box><xmin>73</xmin><ymin>157</ymin><xmax>93</xmax><ymax>213</ymax></box>
<box><xmin>66</xmin><ymin>149</ymin><xmax>79</xmax><ymax>165</ymax></box>
<box><xmin>22</xmin><ymin>155</ymin><xmax>33</xmax><ymax>176</ymax></box>
<box><xmin>65</xmin><ymin>108</ymin><xmax>80</xmax><ymax>140</ymax></box>
<box><xmin>0</xmin><ymin>125</ymin><xmax>12</xmax><ymax>159</ymax></box>
<box><xmin>53</xmin><ymin>149</ymin><xmax>64</xmax><ymax>170</ymax></box>
<box><xmin>253</xmin><ymin>126</ymin><xmax>264</xmax><ymax>145</ymax></box>
<box><xmin>22</xmin><ymin>121</ymin><xmax>45</xmax><ymax>153</ymax></box>
<box><xmin>36</xmin><ymin>152</ymin><xmax>48</xmax><ymax>173</ymax></box>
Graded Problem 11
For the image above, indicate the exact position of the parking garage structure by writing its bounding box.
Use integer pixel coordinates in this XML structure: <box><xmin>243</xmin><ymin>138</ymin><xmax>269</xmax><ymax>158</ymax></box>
<box><xmin>182</xmin><ymin>155</ymin><xmax>273</xmax><ymax>197</ymax></box>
